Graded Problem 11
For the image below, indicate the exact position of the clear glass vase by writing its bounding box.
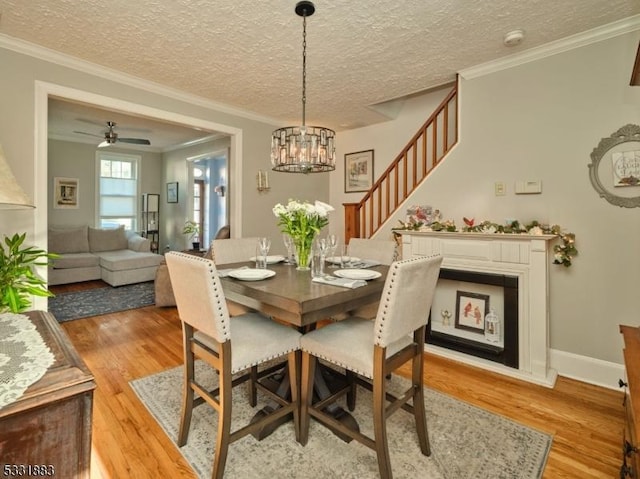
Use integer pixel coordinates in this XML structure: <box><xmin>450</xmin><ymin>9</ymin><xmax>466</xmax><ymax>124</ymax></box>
<box><xmin>293</xmin><ymin>237</ymin><xmax>313</xmax><ymax>271</ymax></box>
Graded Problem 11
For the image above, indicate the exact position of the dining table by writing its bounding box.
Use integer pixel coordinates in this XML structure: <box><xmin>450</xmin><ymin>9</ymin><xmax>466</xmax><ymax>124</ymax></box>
<box><xmin>217</xmin><ymin>259</ymin><xmax>389</xmax><ymax>441</ymax></box>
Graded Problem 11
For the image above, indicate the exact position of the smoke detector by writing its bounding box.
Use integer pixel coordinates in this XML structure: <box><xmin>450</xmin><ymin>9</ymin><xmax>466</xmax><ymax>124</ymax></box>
<box><xmin>503</xmin><ymin>30</ymin><xmax>524</xmax><ymax>47</ymax></box>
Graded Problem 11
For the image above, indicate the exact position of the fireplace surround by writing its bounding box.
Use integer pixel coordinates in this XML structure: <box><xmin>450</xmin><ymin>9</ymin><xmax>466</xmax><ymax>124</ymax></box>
<box><xmin>399</xmin><ymin>230</ymin><xmax>557</xmax><ymax>387</ymax></box>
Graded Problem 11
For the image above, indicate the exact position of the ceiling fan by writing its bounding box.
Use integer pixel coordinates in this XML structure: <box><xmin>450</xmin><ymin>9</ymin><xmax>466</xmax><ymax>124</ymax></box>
<box><xmin>74</xmin><ymin>121</ymin><xmax>151</xmax><ymax>148</ymax></box>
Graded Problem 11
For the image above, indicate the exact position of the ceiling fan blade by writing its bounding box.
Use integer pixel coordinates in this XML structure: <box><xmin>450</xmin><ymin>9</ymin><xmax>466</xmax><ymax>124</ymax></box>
<box><xmin>73</xmin><ymin>130</ymin><xmax>103</xmax><ymax>138</ymax></box>
<box><xmin>118</xmin><ymin>138</ymin><xmax>151</xmax><ymax>145</ymax></box>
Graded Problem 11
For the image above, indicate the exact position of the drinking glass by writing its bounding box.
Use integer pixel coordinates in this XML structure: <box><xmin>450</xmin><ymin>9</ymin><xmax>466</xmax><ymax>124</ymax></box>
<box><xmin>326</xmin><ymin>234</ymin><xmax>338</xmax><ymax>268</ymax></box>
<box><xmin>283</xmin><ymin>234</ymin><xmax>295</xmax><ymax>266</ymax></box>
<box><xmin>311</xmin><ymin>238</ymin><xmax>329</xmax><ymax>278</ymax></box>
<box><xmin>339</xmin><ymin>244</ymin><xmax>351</xmax><ymax>268</ymax></box>
<box><xmin>256</xmin><ymin>237</ymin><xmax>271</xmax><ymax>269</ymax></box>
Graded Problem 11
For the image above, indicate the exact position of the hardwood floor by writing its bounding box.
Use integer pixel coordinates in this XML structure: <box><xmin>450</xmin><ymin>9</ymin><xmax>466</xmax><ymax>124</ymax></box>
<box><xmin>59</xmin><ymin>303</ymin><xmax>625</xmax><ymax>479</ymax></box>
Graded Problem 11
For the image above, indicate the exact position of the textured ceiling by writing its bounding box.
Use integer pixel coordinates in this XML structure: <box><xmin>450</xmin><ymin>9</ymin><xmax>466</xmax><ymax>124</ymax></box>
<box><xmin>1</xmin><ymin>0</ymin><xmax>639</xmax><ymax>146</ymax></box>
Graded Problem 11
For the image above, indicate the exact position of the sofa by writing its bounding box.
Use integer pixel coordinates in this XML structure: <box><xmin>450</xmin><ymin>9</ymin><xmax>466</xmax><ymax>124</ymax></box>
<box><xmin>48</xmin><ymin>225</ymin><xmax>164</xmax><ymax>286</ymax></box>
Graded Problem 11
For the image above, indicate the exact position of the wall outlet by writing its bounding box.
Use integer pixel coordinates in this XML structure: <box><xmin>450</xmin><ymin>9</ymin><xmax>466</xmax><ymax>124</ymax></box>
<box><xmin>494</xmin><ymin>182</ymin><xmax>506</xmax><ymax>196</ymax></box>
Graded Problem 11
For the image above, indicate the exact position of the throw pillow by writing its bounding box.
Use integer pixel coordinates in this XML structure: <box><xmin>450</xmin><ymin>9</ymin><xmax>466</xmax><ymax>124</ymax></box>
<box><xmin>48</xmin><ymin>226</ymin><xmax>90</xmax><ymax>254</ymax></box>
<box><xmin>89</xmin><ymin>225</ymin><xmax>128</xmax><ymax>252</ymax></box>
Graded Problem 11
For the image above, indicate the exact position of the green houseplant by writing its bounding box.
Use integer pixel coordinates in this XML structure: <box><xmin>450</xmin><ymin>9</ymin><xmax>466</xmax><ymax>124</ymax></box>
<box><xmin>182</xmin><ymin>220</ymin><xmax>201</xmax><ymax>251</ymax></box>
<box><xmin>0</xmin><ymin>233</ymin><xmax>58</xmax><ymax>313</ymax></box>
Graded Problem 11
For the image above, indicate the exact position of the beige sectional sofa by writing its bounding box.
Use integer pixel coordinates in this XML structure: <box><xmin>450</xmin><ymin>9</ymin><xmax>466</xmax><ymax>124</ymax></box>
<box><xmin>48</xmin><ymin>225</ymin><xmax>163</xmax><ymax>286</ymax></box>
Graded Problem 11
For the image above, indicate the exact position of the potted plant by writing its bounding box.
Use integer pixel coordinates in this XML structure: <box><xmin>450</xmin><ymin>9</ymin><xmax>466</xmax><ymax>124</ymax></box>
<box><xmin>182</xmin><ymin>220</ymin><xmax>201</xmax><ymax>251</ymax></box>
<box><xmin>0</xmin><ymin>233</ymin><xmax>58</xmax><ymax>313</ymax></box>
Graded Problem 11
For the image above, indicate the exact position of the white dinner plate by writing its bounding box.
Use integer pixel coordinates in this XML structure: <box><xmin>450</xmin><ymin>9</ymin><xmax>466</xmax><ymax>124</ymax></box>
<box><xmin>334</xmin><ymin>269</ymin><xmax>381</xmax><ymax>280</ymax></box>
<box><xmin>249</xmin><ymin>255</ymin><xmax>285</xmax><ymax>264</ymax></box>
<box><xmin>228</xmin><ymin>269</ymin><xmax>276</xmax><ymax>281</ymax></box>
<box><xmin>325</xmin><ymin>256</ymin><xmax>361</xmax><ymax>265</ymax></box>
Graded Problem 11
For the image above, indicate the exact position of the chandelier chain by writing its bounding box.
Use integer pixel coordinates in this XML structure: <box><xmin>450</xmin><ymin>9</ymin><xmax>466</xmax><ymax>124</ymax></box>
<box><xmin>301</xmin><ymin>14</ymin><xmax>307</xmax><ymax>127</ymax></box>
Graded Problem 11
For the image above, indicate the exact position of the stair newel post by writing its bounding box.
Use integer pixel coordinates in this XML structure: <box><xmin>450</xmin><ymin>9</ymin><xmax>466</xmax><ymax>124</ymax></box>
<box><xmin>343</xmin><ymin>203</ymin><xmax>360</xmax><ymax>243</ymax></box>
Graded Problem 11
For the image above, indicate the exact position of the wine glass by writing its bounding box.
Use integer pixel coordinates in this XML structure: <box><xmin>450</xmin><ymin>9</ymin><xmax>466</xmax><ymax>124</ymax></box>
<box><xmin>283</xmin><ymin>234</ymin><xmax>295</xmax><ymax>265</ymax></box>
<box><xmin>326</xmin><ymin>234</ymin><xmax>338</xmax><ymax>268</ymax></box>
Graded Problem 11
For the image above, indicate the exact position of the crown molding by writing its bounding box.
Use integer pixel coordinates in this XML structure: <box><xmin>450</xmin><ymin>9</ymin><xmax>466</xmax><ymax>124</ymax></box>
<box><xmin>0</xmin><ymin>33</ymin><xmax>280</xmax><ymax>127</ymax></box>
<box><xmin>460</xmin><ymin>14</ymin><xmax>640</xmax><ymax>80</ymax></box>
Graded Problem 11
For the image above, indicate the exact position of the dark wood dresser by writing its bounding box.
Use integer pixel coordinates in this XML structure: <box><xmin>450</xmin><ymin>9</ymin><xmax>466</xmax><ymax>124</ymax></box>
<box><xmin>0</xmin><ymin>310</ymin><xmax>95</xmax><ymax>478</ymax></box>
<box><xmin>621</xmin><ymin>325</ymin><xmax>640</xmax><ymax>478</ymax></box>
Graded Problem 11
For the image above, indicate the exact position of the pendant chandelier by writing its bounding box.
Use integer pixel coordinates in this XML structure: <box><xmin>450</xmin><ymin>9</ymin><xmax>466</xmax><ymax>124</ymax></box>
<box><xmin>271</xmin><ymin>1</ymin><xmax>336</xmax><ymax>174</ymax></box>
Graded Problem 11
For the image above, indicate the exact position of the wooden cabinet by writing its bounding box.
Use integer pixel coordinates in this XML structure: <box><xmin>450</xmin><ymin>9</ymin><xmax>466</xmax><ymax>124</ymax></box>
<box><xmin>0</xmin><ymin>311</ymin><xmax>95</xmax><ymax>478</ymax></box>
<box><xmin>620</xmin><ymin>325</ymin><xmax>640</xmax><ymax>478</ymax></box>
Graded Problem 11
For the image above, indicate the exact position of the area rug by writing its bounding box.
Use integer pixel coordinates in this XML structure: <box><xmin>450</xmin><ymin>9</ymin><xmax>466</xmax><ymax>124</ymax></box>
<box><xmin>48</xmin><ymin>281</ymin><xmax>155</xmax><ymax>322</ymax></box>
<box><xmin>130</xmin><ymin>362</ymin><xmax>551</xmax><ymax>479</ymax></box>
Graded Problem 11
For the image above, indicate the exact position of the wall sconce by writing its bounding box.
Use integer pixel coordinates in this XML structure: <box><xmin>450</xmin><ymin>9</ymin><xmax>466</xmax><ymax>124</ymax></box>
<box><xmin>214</xmin><ymin>185</ymin><xmax>225</xmax><ymax>197</ymax></box>
<box><xmin>257</xmin><ymin>170</ymin><xmax>270</xmax><ymax>192</ymax></box>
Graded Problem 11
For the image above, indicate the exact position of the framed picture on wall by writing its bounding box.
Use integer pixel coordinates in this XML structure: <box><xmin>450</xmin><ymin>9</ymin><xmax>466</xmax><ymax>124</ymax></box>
<box><xmin>345</xmin><ymin>149</ymin><xmax>374</xmax><ymax>193</ymax></box>
<box><xmin>455</xmin><ymin>291</ymin><xmax>489</xmax><ymax>334</ymax></box>
<box><xmin>53</xmin><ymin>177</ymin><xmax>79</xmax><ymax>209</ymax></box>
<box><xmin>167</xmin><ymin>182</ymin><xmax>178</xmax><ymax>203</ymax></box>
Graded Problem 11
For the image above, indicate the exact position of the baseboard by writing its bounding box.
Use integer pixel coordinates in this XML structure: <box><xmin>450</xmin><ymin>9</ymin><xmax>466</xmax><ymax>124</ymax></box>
<box><xmin>550</xmin><ymin>348</ymin><xmax>625</xmax><ymax>391</ymax></box>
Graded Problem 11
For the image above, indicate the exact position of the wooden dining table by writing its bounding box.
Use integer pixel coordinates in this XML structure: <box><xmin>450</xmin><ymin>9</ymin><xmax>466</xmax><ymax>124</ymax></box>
<box><xmin>219</xmin><ymin>261</ymin><xmax>388</xmax><ymax>328</ymax></box>
<box><xmin>218</xmin><ymin>260</ymin><xmax>389</xmax><ymax>440</ymax></box>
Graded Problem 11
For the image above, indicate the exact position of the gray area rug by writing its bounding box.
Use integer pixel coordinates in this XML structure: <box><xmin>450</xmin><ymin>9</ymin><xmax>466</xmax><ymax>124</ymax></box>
<box><xmin>130</xmin><ymin>362</ymin><xmax>551</xmax><ymax>479</ymax></box>
<box><xmin>48</xmin><ymin>281</ymin><xmax>155</xmax><ymax>322</ymax></box>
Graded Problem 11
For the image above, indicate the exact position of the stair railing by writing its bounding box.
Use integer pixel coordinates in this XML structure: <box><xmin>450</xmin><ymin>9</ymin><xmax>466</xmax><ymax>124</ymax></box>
<box><xmin>343</xmin><ymin>79</ymin><xmax>458</xmax><ymax>242</ymax></box>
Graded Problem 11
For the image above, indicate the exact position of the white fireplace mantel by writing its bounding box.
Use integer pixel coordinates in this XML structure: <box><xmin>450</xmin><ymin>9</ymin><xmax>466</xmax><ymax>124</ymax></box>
<box><xmin>399</xmin><ymin>230</ymin><xmax>558</xmax><ymax>387</ymax></box>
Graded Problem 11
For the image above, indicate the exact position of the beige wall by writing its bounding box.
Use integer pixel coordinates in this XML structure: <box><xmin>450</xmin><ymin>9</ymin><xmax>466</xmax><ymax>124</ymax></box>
<box><xmin>331</xmin><ymin>30</ymin><xmax>640</xmax><ymax>379</ymax></box>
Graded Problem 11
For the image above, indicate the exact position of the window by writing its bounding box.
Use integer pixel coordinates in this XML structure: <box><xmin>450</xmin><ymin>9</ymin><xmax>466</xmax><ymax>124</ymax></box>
<box><xmin>96</xmin><ymin>152</ymin><xmax>140</xmax><ymax>230</ymax></box>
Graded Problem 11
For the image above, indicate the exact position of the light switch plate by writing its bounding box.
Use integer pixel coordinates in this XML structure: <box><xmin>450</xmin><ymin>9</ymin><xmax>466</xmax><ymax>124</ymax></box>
<box><xmin>495</xmin><ymin>182</ymin><xmax>506</xmax><ymax>196</ymax></box>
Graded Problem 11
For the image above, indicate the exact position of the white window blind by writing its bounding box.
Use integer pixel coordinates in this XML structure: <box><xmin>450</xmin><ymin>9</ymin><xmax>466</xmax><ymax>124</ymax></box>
<box><xmin>97</xmin><ymin>152</ymin><xmax>140</xmax><ymax>230</ymax></box>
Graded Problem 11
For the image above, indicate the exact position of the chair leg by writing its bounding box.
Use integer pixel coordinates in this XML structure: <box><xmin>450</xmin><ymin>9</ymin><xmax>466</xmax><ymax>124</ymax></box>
<box><xmin>248</xmin><ymin>365</ymin><xmax>258</xmax><ymax>407</ymax></box>
<box><xmin>299</xmin><ymin>351</ymin><xmax>316</xmax><ymax>446</ymax></box>
<box><xmin>412</xmin><ymin>349</ymin><xmax>431</xmax><ymax>456</ymax></box>
<box><xmin>346</xmin><ymin>370</ymin><xmax>357</xmax><ymax>411</ymax></box>
<box><xmin>212</xmin><ymin>346</ymin><xmax>233</xmax><ymax>479</ymax></box>
<box><xmin>178</xmin><ymin>330</ymin><xmax>195</xmax><ymax>447</ymax></box>
<box><xmin>373</xmin><ymin>348</ymin><xmax>393</xmax><ymax>479</ymax></box>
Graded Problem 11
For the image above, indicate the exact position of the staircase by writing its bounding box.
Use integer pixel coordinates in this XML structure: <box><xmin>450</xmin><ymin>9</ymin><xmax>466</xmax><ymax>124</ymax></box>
<box><xmin>343</xmin><ymin>78</ymin><xmax>458</xmax><ymax>242</ymax></box>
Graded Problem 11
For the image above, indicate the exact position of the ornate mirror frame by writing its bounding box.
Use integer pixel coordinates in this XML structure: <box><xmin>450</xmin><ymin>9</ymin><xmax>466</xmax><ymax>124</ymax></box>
<box><xmin>588</xmin><ymin>124</ymin><xmax>640</xmax><ymax>208</ymax></box>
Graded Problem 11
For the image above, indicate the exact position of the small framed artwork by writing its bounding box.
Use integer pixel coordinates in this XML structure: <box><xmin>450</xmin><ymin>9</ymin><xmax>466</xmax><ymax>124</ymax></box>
<box><xmin>345</xmin><ymin>149</ymin><xmax>374</xmax><ymax>193</ymax></box>
<box><xmin>455</xmin><ymin>291</ymin><xmax>490</xmax><ymax>334</ymax></box>
<box><xmin>53</xmin><ymin>177</ymin><xmax>79</xmax><ymax>209</ymax></box>
<box><xmin>167</xmin><ymin>182</ymin><xmax>178</xmax><ymax>203</ymax></box>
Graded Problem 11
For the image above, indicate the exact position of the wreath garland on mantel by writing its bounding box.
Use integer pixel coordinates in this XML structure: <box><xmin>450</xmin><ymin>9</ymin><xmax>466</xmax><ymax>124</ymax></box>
<box><xmin>392</xmin><ymin>217</ymin><xmax>578</xmax><ymax>267</ymax></box>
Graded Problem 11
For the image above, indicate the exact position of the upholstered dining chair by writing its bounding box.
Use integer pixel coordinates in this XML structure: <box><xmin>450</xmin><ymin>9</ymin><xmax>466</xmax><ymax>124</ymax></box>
<box><xmin>347</xmin><ymin>238</ymin><xmax>398</xmax><ymax>265</ymax></box>
<box><xmin>299</xmin><ymin>255</ymin><xmax>443</xmax><ymax>479</ymax></box>
<box><xmin>165</xmin><ymin>252</ymin><xmax>301</xmax><ymax>479</ymax></box>
<box><xmin>332</xmin><ymin>238</ymin><xmax>398</xmax><ymax>321</ymax></box>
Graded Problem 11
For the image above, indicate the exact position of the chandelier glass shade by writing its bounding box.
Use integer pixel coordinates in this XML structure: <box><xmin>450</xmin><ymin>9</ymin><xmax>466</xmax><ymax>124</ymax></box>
<box><xmin>271</xmin><ymin>1</ymin><xmax>335</xmax><ymax>174</ymax></box>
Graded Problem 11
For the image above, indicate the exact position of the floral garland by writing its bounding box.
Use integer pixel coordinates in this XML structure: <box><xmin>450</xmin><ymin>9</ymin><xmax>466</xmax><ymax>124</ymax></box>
<box><xmin>392</xmin><ymin>217</ymin><xmax>578</xmax><ymax>267</ymax></box>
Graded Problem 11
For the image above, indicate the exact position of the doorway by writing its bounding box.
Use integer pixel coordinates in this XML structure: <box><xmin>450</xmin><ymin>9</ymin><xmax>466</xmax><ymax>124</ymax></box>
<box><xmin>187</xmin><ymin>150</ymin><xmax>229</xmax><ymax>249</ymax></box>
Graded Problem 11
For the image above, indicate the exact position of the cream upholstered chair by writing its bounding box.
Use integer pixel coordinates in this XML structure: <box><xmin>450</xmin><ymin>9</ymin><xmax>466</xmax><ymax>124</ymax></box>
<box><xmin>165</xmin><ymin>252</ymin><xmax>301</xmax><ymax>479</ymax></box>
<box><xmin>333</xmin><ymin>238</ymin><xmax>398</xmax><ymax>321</ymax></box>
<box><xmin>299</xmin><ymin>255</ymin><xmax>443</xmax><ymax>479</ymax></box>
<box><xmin>347</xmin><ymin>238</ymin><xmax>397</xmax><ymax>265</ymax></box>
<box><xmin>210</xmin><ymin>237</ymin><xmax>260</xmax><ymax>266</ymax></box>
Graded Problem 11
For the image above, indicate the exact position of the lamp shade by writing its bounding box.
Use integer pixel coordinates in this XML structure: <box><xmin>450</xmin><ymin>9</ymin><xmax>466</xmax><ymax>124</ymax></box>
<box><xmin>0</xmin><ymin>144</ymin><xmax>34</xmax><ymax>209</ymax></box>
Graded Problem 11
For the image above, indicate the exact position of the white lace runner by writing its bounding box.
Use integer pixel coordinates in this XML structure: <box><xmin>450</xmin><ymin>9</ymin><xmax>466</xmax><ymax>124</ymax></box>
<box><xmin>0</xmin><ymin>313</ymin><xmax>55</xmax><ymax>409</ymax></box>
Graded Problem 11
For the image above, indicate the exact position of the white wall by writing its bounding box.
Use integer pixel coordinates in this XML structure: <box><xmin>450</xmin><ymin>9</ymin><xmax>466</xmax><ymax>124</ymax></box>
<box><xmin>329</xmin><ymin>30</ymin><xmax>640</xmax><ymax>379</ymax></box>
